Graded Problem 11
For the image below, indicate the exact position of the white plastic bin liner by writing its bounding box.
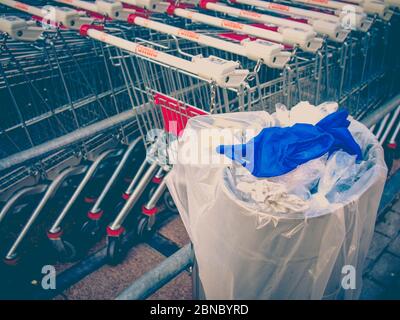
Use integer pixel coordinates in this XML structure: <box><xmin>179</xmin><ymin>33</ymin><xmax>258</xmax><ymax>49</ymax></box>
<box><xmin>166</xmin><ymin>111</ymin><xmax>387</xmax><ymax>299</ymax></box>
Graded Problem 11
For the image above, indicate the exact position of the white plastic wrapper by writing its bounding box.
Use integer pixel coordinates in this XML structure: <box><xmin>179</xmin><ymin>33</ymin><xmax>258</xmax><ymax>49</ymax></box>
<box><xmin>166</xmin><ymin>109</ymin><xmax>387</xmax><ymax>300</ymax></box>
<box><xmin>274</xmin><ymin>101</ymin><xmax>338</xmax><ymax>126</ymax></box>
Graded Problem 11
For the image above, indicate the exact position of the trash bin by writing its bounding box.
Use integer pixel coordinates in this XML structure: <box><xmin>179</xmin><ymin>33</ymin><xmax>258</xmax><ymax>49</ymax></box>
<box><xmin>166</xmin><ymin>105</ymin><xmax>387</xmax><ymax>300</ymax></box>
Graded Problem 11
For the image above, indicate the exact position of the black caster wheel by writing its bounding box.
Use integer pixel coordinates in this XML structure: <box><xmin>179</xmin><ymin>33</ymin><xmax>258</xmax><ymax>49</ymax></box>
<box><xmin>163</xmin><ymin>191</ymin><xmax>178</xmax><ymax>213</ymax></box>
<box><xmin>51</xmin><ymin>239</ymin><xmax>77</xmax><ymax>262</ymax></box>
<box><xmin>107</xmin><ymin>236</ymin><xmax>126</xmax><ymax>266</ymax></box>
<box><xmin>136</xmin><ymin>215</ymin><xmax>154</xmax><ymax>240</ymax></box>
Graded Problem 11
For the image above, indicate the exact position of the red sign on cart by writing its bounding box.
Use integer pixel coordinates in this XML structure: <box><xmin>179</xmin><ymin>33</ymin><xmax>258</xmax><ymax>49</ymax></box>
<box><xmin>154</xmin><ymin>94</ymin><xmax>208</xmax><ymax>136</ymax></box>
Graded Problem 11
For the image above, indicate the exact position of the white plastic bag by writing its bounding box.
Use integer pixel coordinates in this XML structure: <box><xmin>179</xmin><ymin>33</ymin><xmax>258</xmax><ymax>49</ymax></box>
<box><xmin>226</xmin><ymin>167</ymin><xmax>309</xmax><ymax>228</ymax></box>
<box><xmin>274</xmin><ymin>101</ymin><xmax>338</xmax><ymax>126</ymax></box>
<box><xmin>267</xmin><ymin>155</ymin><xmax>328</xmax><ymax>200</ymax></box>
<box><xmin>166</xmin><ymin>110</ymin><xmax>387</xmax><ymax>300</ymax></box>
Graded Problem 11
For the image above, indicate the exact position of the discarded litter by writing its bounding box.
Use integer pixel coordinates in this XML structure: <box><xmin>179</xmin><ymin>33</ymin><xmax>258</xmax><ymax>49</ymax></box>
<box><xmin>217</xmin><ymin>108</ymin><xmax>362</xmax><ymax>178</ymax></box>
<box><xmin>166</xmin><ymin>101</ymin><xmax>388</xmax><ymax>299</ymax></box>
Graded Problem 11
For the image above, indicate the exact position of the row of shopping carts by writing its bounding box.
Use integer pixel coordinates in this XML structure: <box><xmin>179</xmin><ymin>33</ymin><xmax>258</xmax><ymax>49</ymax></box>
<box><xmin>0</xmin><ymin>0</ymin><xmax>399</xmax><ymax>292</ymax></box>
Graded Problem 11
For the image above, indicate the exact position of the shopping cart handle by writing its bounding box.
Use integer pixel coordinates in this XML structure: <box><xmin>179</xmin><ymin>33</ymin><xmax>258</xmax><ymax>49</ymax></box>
<box><xmin>148</xmin><ymin>1</ymin><xmax>172</xmax><ymax>14</ymax></box>
<box><xmin>241</xmin><ymin>39</ymin><xmax>291</xmax><ymax>69</ymax></box>
<box><xmin>336</xmin><ymin>9</ymin><xmax>372</xmax><ymax>32</ymax></box>
<box><xmin>311</xmin><ymin>19</ymin><xmax>350</xmax><ymax>43</ymax></box>
<box><xmin>0</xmin><ymin>16</ymin><xmax>43</xmax><ymax>42</ymax></box>
<box><xmin>198</xmin><ymin>0</ymin><xmax>217</xmax><ymax>8</ymax></box>
<box><xmin>279</xmin><ymin>27</ymin><xmax>323</xmax><ymax>53</ymax></box>
<box><xmin>363</xmin><ymin>0</ymin><xmax>393</xmax><ymax>21</ymax></box>
<box><xmin>385</xmin><ymin>0</ymin><xmax>400</xmax><ymax>8</ymax></box>
<box><xmin>95</xmin><ymin>0</ymin><xmax>133</xmax><ymax>21</ymax></box>
<box><xmin>192</xmin><ymin>55</ymin><xmax>249</xmax><ymax>88</ymax></box>
<box><xmin>79</xmin><ymin>24</ymin><xmax>105</xmax><ymax>37</ymax></box>
<box><xmin>41</xmin><ymin>6</ymin><xmax>95</xmax><ymax>30</ymax></box>
<box><xmin>122</xmin><ymin>0</ymin><xmax>161</xmax><ymax>10</ymax></box>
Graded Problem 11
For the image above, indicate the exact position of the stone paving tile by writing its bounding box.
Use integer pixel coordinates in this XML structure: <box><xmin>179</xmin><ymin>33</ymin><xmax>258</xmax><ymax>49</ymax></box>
<box><xmin>375</xmin><ymin>211</ymin><xmax>400</xmax><ymax>238</ymax></box>
<box><xmin>363</xmin><ymin>257</ymin><xmax>375</xmax><ymax>276</ymax></box>
<box><xmin>392</xmin><ymin>199</ymin><xmax>400</xmax><ymax>214</ymax></box>
<box><xmin>366</xmin><ymin>232</ymin><xmax>391</xmax><ymax>260</ymax></box>
<box><xmin>388</xmin><ymin>234</ymin><xmax>400</xmax><ymax>257</ymax></box>
<box><xmin>61</xmin><ymin>243</ymin><xmax>165</xmax><ymax>300</ymax></box>
<box><xmin>158</xmin><ymin>217</ymin><xmax>190</xmax><ymax>248</ymax></box>
<box><xmin>369</xmin><ymin>253</ymin><xmax>400</xmax><ymax>288</ymax></box>
<box><xmin>359</xmin><ymin>278</ymin><xmax>385</xmax><ymax>300</ymax></box>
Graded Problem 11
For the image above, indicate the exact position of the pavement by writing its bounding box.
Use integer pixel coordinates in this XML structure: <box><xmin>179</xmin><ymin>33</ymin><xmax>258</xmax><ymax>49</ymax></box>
<box><xmin>54</xmin><ymin>217</ymin><xmax>193</xmax><ymax>300</ymax></box>
<box><xmin>360</xmin><ymin>198</ymin><xmax>400</xmax><ymax>299</ymax></box>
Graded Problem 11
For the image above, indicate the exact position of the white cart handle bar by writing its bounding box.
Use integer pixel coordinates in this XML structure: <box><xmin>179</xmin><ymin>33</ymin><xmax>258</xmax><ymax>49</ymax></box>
<box><xmin>229</xmin><ymin>0</ymin><xmax>351</xmax><ymax>40</ymax></box>
<box><xmin>56</xmin><ymin>0</ymin><xmax>134</xmax><ymax>21</ymax></box>
<box><xmin>127</xmin><ymin>0</ymin><xmax>323</xmax><ymax>52</ymax></box>
<box><xmin>55</xmin><ymin>0</ymin><xmax>291</xmax><ymax>68</ymax></box>
<box><xmin>0</xmin><ymin>0</ymin><xmax>249</xmax><ymax>87</ymax></box>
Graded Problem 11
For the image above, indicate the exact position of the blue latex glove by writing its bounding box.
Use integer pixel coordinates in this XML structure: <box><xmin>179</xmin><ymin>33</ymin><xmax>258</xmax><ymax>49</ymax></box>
<box><xmin>216</xmin><ymin>109</ymin><xmax>362</xmax><ymax>178</ymax></box>
<box><xmin>316</xmin><ymin>110</ymin><xmax>362</xmax><ymax>161</ymax></box>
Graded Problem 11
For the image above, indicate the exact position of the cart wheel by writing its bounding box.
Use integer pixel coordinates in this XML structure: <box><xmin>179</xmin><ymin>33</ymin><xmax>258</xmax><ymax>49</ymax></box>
<box><xmin>137</xmin><ymin>215</ymin><xmax>154</xmax><ymax>240</ymax></box>
<box><xmin>107</xmin><ymin>236</ymin><xmax>125</xmax><ymax>266</ymax></box>
<box><xmin>163</xmin><ymin>191</ymin><xmax>178</xmax><ymax>213</ymax></box>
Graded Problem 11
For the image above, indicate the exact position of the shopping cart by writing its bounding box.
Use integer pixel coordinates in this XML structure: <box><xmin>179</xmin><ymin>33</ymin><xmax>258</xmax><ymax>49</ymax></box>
<box><xmin>0</xmin><ymin>0</ymin><xmax>255</xmax><ymax>264</ymax></box>
<box><xmin>0</xmin><ymin>16</ymin><xmax>139</xmax><ymax>163</ymax></box>
<box><xmin>147</xmin><ymin>0</ymin><xmax>325</xmax><ymax>52</ymax></box>
<box><xmin>56</xmin><ymin>0</ymin><xmax>292</xmax><ymax>69</ymax></box>
<box><xmin>0</xmin><ymin>11</ymin><xmax>145</xmax><ymax>262</ymax></box>
<box><xmin>104</xmin><ymin>93</ymin><xmax>209</xmax><ymax>264</ymax></box>
<box><xmin>286</xmin><ymin>0</ymin><xmax>393</xmax><ymax>21</ymax></box>
<box><xmin>229</xmin><ymin>0</ymin><xmax>365</xmax><ymax>33</ymax></box>
<box><xmin>51</xmin><ymin>0</ymin><xmax>394</xmax><ymax>113</ymax></box>
<box><xmin>185</xmin><ymin>0</ymin><xmax>351</xmax><ymax>42</ymax></box>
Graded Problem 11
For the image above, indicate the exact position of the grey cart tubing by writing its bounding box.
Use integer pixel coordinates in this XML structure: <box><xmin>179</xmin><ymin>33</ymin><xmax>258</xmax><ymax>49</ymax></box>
<box><xmin>49</xmin><ymin>149</ymin><xmax>117</xmax><ymax>234</ymax></box>
<box><xmin>124</xmin><ymin>159</ymin><xmax>149</xmax><ymax>196</ymax></box>
<box><xmin>116</xmin><ymin>243</ymin><xmax>194</xmax><ymax>300</ymax></box>
<box><xmin>89</xmin><ymin>136</ymin><xmax>143</xmax><ymax>214</ymax></box>
<box><xmin>144</xmin><ymin>178</ymin><xmax>168</xmax><ymax>229</ymax></box>
<box><xmin>154</xmin><ymin>167</ymin><xmax>165</xmax><ymax>180</ymax></box>
<box><xmin>109</xmin><ymin>161</ymin><xmax>159</xmax><ymax>231</ymax></box>
<box><xmin>379</xmin><ymin>106</ymin><xmax>400</xmax><ymax>145</ymax></box>
<box><xmin>375</xmin><ymin>113</ymin><xmax>391</xmax><ymax>140</ymax></box>
<box><xmin>362</xmin><ymin>94</ymin><xmax>400</xmax><ymax>128</ymax></box>
<box><xmin>5</xmin><ymin>165</ymin><xmax>88</xmax><ymax>260</ymax></box>
<box><xmin>145</xmin><ymin>178</ymin><xmax>168</xmax><ymax>210</ymax></box>
<box><xmin>0</xmin><ymin>184</ymin><xmax>48</xmax><ymax>225</ymax></box>
<box><xmin>0</xmin><ymin>104</ymin><xmax>152</xmax><ymax>172</ymax></box>
<box><xmin>388</xmin><ymin>116</ymin><xmax>400</xmax><ymax>146</ymax></box>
